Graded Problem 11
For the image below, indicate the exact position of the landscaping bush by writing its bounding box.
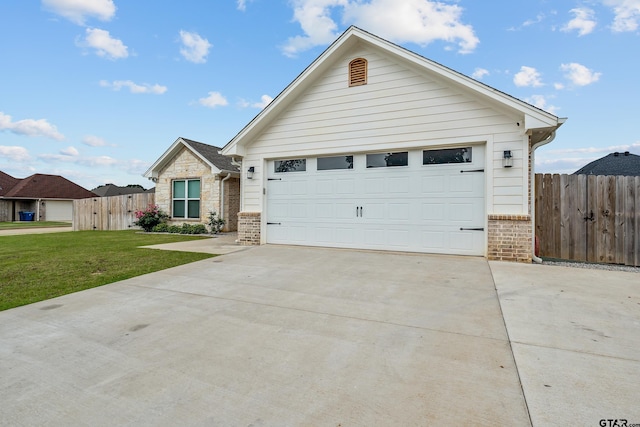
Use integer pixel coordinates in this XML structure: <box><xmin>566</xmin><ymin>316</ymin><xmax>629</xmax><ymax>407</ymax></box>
<box><xmin>207</xmin><ymin>211</ymin><xmax>225</xmax><ymax>234</ymax></box>
<box><xmin>152</xmin><ymin>223</ymin><xmax>207</xmax><ymax>234</ymax></box>
<box><xmin>134</xmin><ymin>205</ymin><xmax>169</xmax><ymax>232</ymax></box>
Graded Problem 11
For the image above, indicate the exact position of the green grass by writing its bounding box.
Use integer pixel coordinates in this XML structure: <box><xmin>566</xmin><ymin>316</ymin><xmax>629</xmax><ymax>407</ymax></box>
<box><xmin>0</xmin><ymin>230</ymin><xmax>215</xmax><ymax>311</ymax></box>
<box><xmin>0</xmin><ymin>221</ymin><xmax>71</xmax><ymax>229</ymax></box>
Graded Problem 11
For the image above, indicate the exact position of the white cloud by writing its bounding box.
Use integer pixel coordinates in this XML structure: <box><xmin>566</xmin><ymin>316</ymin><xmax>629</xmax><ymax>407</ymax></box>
<box><xmin>179</xmin><ymin>30</ymin><xmax>212</xmax><ymax>63</ymax></box>
<box><xmin>60</xmin><ymin>146</ymin><xmax>79</xmax><ymax>156</ymax></box>
<box><xmin>605</xmin><ymin>0</ymin><xmax>640</xmax><ymax>32</ymax></box>
<box><xmin>42</xmin><ymin>0</ymin><xmax>116</xmax><ymax>25</ymax></box>
<box><xmin>513</xmin><ymin>66</ymin><xmax>544</xmax><ymax>87</ymax></box>
<box><xmin>560</xmin><ymin>62</ymin><xmax>601</xmax><ymax>86</ymax></box>
<box><xmin>82</xmin><ymin>135</ymin><xmax>109</xmax><ymax>147</ymax></box>
<box><xmin>562</xmin><ymin>8</ymin><xmax>597</xmax><ymax>36</ymax></box>
<box><xmin>99</xmin><ymin>80</ymin><xmax>167</xmax><ymax>94</ymax></box>
<box><xmin>472</xmin><ymin>68</ymin><xmax>489</xmax><ymax>80</ymax></box>
<box><xmin>282</xmin><ymin>0</ymin><xmax>478</xmax><ymax>57</ymax></box>
<box><xmin>0</xmin><ymin>112</ymin><xmax>65</xmax><ymax>140</ymax></box>
<box><xmin>237</xmin><ymin>0</ymin><xmax>249</xmax><ymax>11</ymax></box>
<box><xmin>0</xmin><ymin>146</ymin><xmax>31</xmax><ymax>162</ymax></box>
<box><xmin>554</xmin><ymin>82</ymin><xmax>565</xmax><ymax>90</ymax></box>
<box><xmin>79</xmin><ymin>28</ymin><xmax>128</xmax><ymax>59</ymax></box>
<box><xmin>245</xmin><ymin>94</ymin><xmax>274</xmax><ymax>109</ymax></box>
<box><xmin>525</xmin><ymin>95</ymin><xmax>558</xmax><ymax>115</ymax></box>
<box><xmin>199</xmin><ymin>92</ymin><xmax>228</xmax><ymax>108</ymax></box>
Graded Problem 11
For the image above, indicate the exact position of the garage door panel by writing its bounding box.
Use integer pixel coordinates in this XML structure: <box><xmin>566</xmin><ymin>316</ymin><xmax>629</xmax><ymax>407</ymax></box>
<box><xmin>267</xmin><ymin>145</ymin><xmax>485</xmax><ymax>256</ymax></box>
<box><xmin>421</xmin><ymin>176</ymin><xmax>445</xmax><ymax>194</ymax></box>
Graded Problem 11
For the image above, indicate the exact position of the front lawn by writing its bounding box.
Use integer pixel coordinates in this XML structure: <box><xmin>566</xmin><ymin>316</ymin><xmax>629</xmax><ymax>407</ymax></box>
<box><xmin>0</xmin><ymin>221</ymin><xmax>71</xmax><ymax>229</ymax></box>
<box><xmin>0</xmin><ymin>230</ymin><xmax>215</xmax><ymax>311</ymax></box>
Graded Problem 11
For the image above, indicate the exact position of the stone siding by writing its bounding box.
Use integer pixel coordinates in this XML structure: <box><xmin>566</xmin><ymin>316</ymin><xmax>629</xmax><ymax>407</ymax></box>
<box><xmin>155</xmin><ymin>147</ymin><xmax>240</xmax><ymax>231</ymax></box>
<box><xmin>238</xmin><ymin>212</ymin><xmax>261</xmax><ymax>245</ymax></box>
<box><xmin>487</xmin><ymin>214</ymin><xmax>532</xmax><ymax>263</ymax></box>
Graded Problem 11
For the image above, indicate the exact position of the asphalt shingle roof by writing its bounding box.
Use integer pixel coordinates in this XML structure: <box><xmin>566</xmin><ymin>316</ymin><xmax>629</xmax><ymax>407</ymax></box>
<box><xmin>92</xmin><ymin>184</ymin><xmax>151</xmax><ymax>197</ymax></box>
<box><xmin>573</xmin><ymin>152</ymin><xmax>640</xmax><ymax>177</ymax></box>
<box><xmin>181</xmin><ymin>138</ymin><xmax>239</xmax><ymax>172</ymax></box>
<box><xmin>1</xmin><ymin>173</ymin><xmax>96</xmax><ymax>199</ymax></box>
<box><xmin>0</xmin><ymin>171</ymin><xmax>20</xmax><ymax>196</ymax></box>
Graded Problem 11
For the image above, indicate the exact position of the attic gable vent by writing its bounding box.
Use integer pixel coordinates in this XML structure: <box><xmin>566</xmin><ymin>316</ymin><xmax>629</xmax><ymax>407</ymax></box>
<box><xmin>349</xmin><ymin>58</ymin><xmax>367</xmax><ymax>86</ymax></box>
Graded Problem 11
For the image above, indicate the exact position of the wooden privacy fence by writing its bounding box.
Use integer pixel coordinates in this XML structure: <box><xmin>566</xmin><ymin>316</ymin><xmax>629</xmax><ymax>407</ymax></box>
<box><xmin>535</xmin><ymin>174</ymin><xmax>640</xmax><ymax>267</ymax></box>
<box><xmin>73</xmin><ymin>193</ymin><xmax>155</xmax><ymax>231</ymax></box>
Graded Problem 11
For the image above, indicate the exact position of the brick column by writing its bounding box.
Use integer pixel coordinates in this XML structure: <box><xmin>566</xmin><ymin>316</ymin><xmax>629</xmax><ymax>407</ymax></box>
<box><xmin>487</xmin><ymin>214</ymin><xmax>532</xmax><ymax>263</ymax></box>
<box><xmin>237</xmin><ymin>212</ymin><xmax>261</xmax><ymax>245</ymax></box>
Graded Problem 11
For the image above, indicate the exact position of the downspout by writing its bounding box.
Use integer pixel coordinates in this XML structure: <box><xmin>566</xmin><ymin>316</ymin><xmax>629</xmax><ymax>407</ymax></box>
<box><xmin>530</xmin><ymin>130</ymin><xmax>557</xmax><ymax>264</ymax></box>
<box><xmin>219</xmin><ymin>172</ymin><xmax>232</xmax><ymax>223</ymax></box>
<box><xmin>36</xmin><ymin>198</ymin><xmax>41</xmax><ymax>222</ymax></box>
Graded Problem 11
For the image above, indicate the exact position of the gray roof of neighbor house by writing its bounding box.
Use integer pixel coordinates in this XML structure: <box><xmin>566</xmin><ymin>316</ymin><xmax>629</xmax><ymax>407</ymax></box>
<box><xmin>181</xmin><ymin>138</ymin><xmax>239</xmax><ymax>172</ymax></box>
<box><xmin>573</xmin><ymin>151</ymin><xmax>640</xmax><ymax>177</ymax></box>
<box><xmin>0</xmin><ymin>173</ymin><xmax>96</xmax><ymax>199</ymax></box>
<box><xmin>92</xmin><ymin>184</ymin><xmax>153</xmax><ymax>197</ymax></box>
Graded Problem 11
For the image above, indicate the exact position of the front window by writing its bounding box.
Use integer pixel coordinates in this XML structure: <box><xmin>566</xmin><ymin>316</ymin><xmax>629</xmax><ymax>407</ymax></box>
<box><xmin>173</xmin><ymin>179</ymin><xmax>200</xmax><ymax>219</ymax></box>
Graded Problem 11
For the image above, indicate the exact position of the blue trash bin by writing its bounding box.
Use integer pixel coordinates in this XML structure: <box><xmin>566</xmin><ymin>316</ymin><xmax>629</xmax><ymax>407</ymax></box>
<box><xmin>24</xmin><ymin>212</ymin><xmax>35</xmax><ymax>221</ymax></box>
<box><xmin>19</xmin><ymin>211</ymin><xmax>25</xmax><ymax>221</ymax></box>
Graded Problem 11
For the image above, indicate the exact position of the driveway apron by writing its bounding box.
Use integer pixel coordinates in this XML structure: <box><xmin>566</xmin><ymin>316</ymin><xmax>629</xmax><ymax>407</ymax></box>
<box><xmin>0</xmin><ymin>246</ymin><xmax>529</xmax><ymax>426</ymax></box>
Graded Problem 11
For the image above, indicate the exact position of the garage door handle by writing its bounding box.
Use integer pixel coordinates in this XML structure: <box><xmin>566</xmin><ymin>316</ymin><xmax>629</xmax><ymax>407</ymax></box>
<box><xmin>356</xmin><ymin>206</ymin><xmax>363</xmax><ymax>217</ymax></box>
<box><xmin>267</xmin><ymin>222</ymin><xmax>281</xmax><ymax>225</ymax></box>
<box><xmin>460</xmin><ymin>227</ymin><xmax>484</xmax><ymax>231</ymax></box>
<box><xmin>460</xmin><ymin>169</ymin><xmax>484</xmax><ymax>173</ymax></box>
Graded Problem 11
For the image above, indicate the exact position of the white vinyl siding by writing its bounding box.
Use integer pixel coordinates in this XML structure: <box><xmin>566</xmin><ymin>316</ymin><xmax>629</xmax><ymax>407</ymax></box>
<box><xmin>241</xmin><ymin>46</ymin><xmax>527</xmax><ymax>217</ymax></box>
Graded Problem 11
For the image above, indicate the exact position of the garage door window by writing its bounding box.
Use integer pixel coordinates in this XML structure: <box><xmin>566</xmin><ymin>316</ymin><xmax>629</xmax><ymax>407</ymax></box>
<box><xmin>275</xmin><ymin>159</ymin><xmax>306</xmax><ymax>173</ymax></box>
<box><xmin>366</xmin><ymin>152</ymin><xmax>408</xmax><ymax>168</ymax></box>
<box><xmin>423</xmin><ymin>147</ymin><xmax>472</xmax><ymax>165</ymax></box>
<box><xmin>173</xmin><ymin>179</ymin><xmax>200</xmax><ymax>219</ymax></box>
<box><xmin>317</xmin><ymin>155</ymin><xmax>354</xmax><ymax>170</ymax></box>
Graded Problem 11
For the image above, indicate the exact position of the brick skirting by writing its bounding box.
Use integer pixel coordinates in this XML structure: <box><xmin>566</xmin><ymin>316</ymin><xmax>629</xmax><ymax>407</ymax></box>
<box><xmin>237</xmin><ymin>211</ymin><xmax>261</xmax><ymax>245</ymax></box>
<box><xmin>487</xmin><ymin>214</ymin><xmax>532</xmax><ymax>263</ymax></box>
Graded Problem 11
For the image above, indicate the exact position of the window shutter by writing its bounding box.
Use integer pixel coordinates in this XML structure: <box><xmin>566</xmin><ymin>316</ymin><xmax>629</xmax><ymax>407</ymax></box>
<box><xmin>349</xmin><ymin>58</ymin><xmax>367</xmax><ymax>86</ymax></box>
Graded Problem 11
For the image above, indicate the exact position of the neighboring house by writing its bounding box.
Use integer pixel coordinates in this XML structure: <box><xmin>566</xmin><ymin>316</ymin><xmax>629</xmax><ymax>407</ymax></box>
<box><xmin>0</xmin><ymin>172</ymin><xmax>96</xmax><ymax>221</ymax></box>
<box><xmin>92</xmin><ymin>184</ymin><xmax>155</xmax><ymax>197</ymax></box>
<box><xmin>144</xmin><ymin>137</ymin><xmax>240</xmax><ymax>231</ymax></box>
<box><xmin>221</xmin><ymin>26</ymin><xmax>566</xmax><ymax>262</ymax></box>
<box><xmin>573</xmin><ymin>151</ymin><xmax>640</xmax><ymax>176</ymax></box>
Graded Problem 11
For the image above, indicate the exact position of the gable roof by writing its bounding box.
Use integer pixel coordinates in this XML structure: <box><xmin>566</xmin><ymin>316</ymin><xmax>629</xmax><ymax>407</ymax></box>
<box><xmin>91</xmin><ymin>184</ymin><xmax>151</xmax><ymax>197</ymax></box>
<box><xmin>1</xmin><ymin>173</ymin><xmax>96</xmax><ymax>199</ymax></box>
<box><xmin>0</xmin><ymin>171</ymin><xmax>20</xmax><ymax>196</ymax></box>
<box><xmin>573</xmin><ymin>152</ymin><xmax>640</xmax><ymax>177</ymax></box>
<box><xmin>222</xmin><ymin>26</ymin><xmax>565</xmax><ymax>157</ymax></box>
<box><xmin>144</xmin><ymin>137</ymin><xmax>239</xmax><ymax>180</ymax></box>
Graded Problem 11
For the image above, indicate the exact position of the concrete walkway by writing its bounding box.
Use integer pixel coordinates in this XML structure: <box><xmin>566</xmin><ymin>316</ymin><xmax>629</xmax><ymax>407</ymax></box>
<box><xmin>0</xmin><ymin>226</ymin><xmax>72</xmax><ymax>235</ymax></box>
<box><xmin>0</xmin><ymin>245</ymin><xmax>638</xmax><ymax>426</ymax></box>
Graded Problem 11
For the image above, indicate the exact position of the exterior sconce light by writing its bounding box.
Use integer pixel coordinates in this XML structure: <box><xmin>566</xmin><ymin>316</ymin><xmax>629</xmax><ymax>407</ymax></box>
<box><xmin>247</xmin><ymin>166</ymin><xmax>255</xmax><ymax>179</ymax></box>
<box><xmin>503</xmin><ymin>150</ymin><xmax>513</xmax><ymax>168</ymax></box>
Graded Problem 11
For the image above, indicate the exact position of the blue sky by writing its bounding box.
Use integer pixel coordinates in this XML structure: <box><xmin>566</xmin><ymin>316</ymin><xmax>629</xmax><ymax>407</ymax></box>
<box><xmin>1</xmin><ymin>0</ymin><xmax>639</xmax><ymax>190</ymax></box>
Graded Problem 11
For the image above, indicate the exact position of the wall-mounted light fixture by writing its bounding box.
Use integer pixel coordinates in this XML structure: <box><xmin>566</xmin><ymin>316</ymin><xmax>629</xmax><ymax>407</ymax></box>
<box><xmin>247</xmin><ymin>166</ymin><xmax>255</xmax><ymax>179</ymax></box>
<box><xmin>503</xmin><ymin>150</ymin><xmax>513</xmax><ymax>168</ymax></box>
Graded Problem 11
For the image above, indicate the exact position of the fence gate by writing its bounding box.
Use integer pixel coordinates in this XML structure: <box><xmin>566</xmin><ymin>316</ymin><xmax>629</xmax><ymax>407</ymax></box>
<box><xmin>535</xmin><ymin>174</ymin><xmax>640</xmax><ymax>267</ymax></box>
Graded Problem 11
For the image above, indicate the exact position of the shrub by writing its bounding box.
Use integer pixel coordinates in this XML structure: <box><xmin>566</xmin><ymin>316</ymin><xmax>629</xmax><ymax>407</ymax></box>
<box><xmin>152</xmin><ymin>223</ymin><xmax>168</xmax><ymax>233</ymax></box>
<box><xmin>134</xmin><ymin>205</ymin><xmax>169</xmax><ymax>232</ymax></box>
<box><xmin>207</xmin><ymin>211</ymin><xmax>225</xmax><ymax>234</ymax></box>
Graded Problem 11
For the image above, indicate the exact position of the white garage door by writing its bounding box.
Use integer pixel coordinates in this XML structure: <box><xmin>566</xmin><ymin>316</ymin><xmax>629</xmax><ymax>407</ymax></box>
<box><xmin>45</xmin><ymin>200</ymin><xmax>73</xmax><ymax>221</ymax></box>
<box><xmin>266</xmin><ymin>146</ymin><xmax>485</xmax><ymax>255</ymax></box>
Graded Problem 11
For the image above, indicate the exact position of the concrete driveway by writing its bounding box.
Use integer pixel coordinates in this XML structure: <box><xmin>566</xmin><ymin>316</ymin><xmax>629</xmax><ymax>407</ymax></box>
<box><xmin>1</xmin><ymin>245</ymin><xmax>638</xmax><ymax>426</ymax></box>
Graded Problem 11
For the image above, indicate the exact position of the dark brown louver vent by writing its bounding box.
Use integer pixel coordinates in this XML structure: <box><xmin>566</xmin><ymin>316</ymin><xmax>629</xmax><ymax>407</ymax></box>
<box><xmin>349</xmin><ymin>58</ymin><xmax>367</xmax><ymax>86</ymax></box>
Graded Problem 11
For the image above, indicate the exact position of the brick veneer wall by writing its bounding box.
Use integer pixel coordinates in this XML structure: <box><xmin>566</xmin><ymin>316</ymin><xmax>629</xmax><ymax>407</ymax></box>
<box><xmin>487</xmin><ymin>214</ymin><xmax>532</xmax><ymax>263</ymax></box>
<box><xmin>237</xmin><ymin>212</ymin><xmax>261</xmax><ymax>245</ymax></box>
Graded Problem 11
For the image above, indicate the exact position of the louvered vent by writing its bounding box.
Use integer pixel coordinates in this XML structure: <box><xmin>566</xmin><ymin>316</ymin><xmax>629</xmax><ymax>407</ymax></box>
<box><xmin>349</xmin><ymin>58</ymin><xmax>367</xmax><ymax>86</ymax></box>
